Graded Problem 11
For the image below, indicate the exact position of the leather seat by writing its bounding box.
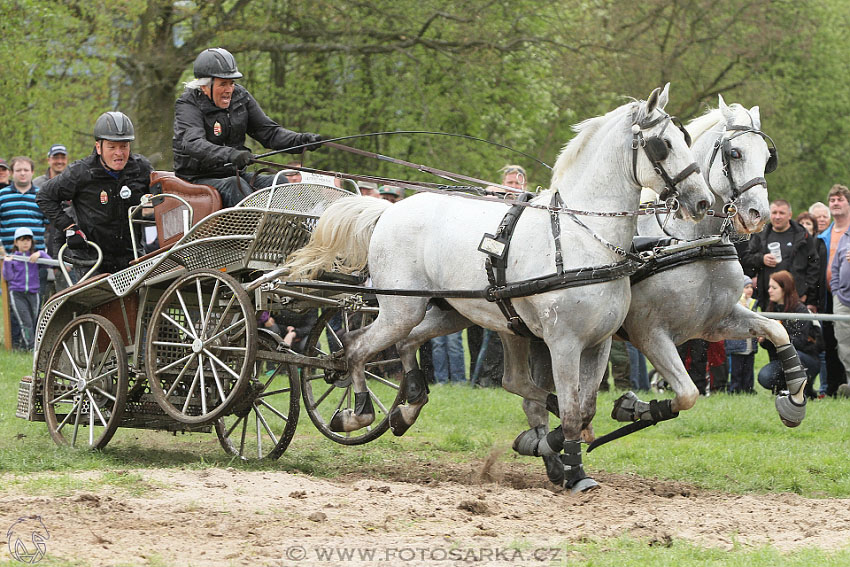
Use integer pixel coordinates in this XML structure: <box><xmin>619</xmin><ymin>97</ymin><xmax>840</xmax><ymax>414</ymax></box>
<box><xmin>149</xmin><ymin>171</ymin><xmax>222</xmax><ymax>247</ymax></box>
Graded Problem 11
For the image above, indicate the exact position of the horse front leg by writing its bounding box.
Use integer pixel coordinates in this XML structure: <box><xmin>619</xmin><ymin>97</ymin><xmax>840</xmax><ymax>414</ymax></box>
<box><xmin>389</xmin><ymin>304</ymin><xmax>472</xmax><ymax>436</ymax></box>
<box><xmin>332</xmin><ymin>298</ymin><xmax>428</xmax><ymax>433</ymax></box>
<box><xmin>710</xmin><ymin>305</ymin><xmax>806</xmax><ymax>427</ymax></box>
<box><xmin>626</xmin><ymin>329</ymin><xmax>699</xmax><ymax>418</ymax></box>
<box><xmin>511</xmin><ymin>333</ymin><xmax>598</xmax><ymax>492</ymax></box>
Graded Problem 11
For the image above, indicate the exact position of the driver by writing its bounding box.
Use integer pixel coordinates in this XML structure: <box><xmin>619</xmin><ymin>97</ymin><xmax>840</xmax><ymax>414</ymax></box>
<box><xmin>37</xmin><ymin>112</ymin><xmax>153</xmax><ymax>275</ymax></box>
<box><xmin>173</xmin><ymin>47</ymin><xmax>324</xmax><ymax>208</ymax></box>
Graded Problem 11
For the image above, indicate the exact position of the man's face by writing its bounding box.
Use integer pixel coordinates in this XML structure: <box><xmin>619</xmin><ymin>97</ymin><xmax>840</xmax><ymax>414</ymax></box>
<box><xmin>96</xmin><ymin>140</ymin><xmax>131</xmax><ymax>171</ymax></box>
<box><xmin>202</xmin><ymin>78</ymin><xmax>236</xmax><ymax>109</ymax></box>
<box><xmin>12</xmin><ymin>161</ymin><xmax>33</xmax><ymax>188</ymax></box>
<box><xmin>502</xmin><ymin>171</ymin><xmax>526</xmax><ymax>190</ymax></box>
<box><xmin>829</xmin><ymin>194</ymin><xmax>850</xmax><ymax>218</ymax></box>
<box><xmin>813</xmin><ymin>207</ymin><xmax>831</xmax><ymax>232</ymax></box>
<box><xmin>0</xmin><ymin>167</ymin><xmax>9</xmax><ymax>184</ymax></box>
<box><xmin>285</xmin><ymin>171</ymin><xmax>302</xmax><ymax>184</ymax></box>
<box><xmin>769</xmin><ymin>203</ymin><xmax>792</xmax><ymax>231</ymax></box>
<box><xmin>48</xmin><ymin>153</ymin><xmax>67</xmax><ymax>176</ymax></box>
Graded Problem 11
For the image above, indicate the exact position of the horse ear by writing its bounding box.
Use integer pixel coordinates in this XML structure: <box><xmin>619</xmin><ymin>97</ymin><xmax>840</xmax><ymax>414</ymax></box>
<box><xmin>657</xmin><ymin>82</ymin><xmax>670</xmax><ymax>110</ymax></box>
<box><xmin>749</xmin><ymin>105</ymin><xmax>762</xmax><ymax>129</ymax></box>
<box><xmin>719</xmin><ymin>94</ymin><xmax>734</xmax><ymax>123</ymax></box>
<box><xmin>646</xmin><ymin>87</ymin><xmax>661</xmax><ymax>114</ymax></box>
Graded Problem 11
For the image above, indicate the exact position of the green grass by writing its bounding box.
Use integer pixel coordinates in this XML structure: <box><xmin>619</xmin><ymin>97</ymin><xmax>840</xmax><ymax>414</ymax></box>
<box><xmin>3</xmin><ymin>311</ymin><xmax>850</xmax><ymax>565</ymax></box>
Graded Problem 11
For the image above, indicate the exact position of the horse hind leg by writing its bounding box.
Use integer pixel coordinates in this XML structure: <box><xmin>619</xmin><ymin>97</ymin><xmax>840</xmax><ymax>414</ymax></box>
<box><xmin>712</xmin><ymin>306</ymin><xmax>806</xmax><ymax>427</ymax></box>
<box><xmin>389</xmin><ymin>302</ymin><xmax>472</xmax><ymax>436</ymax></box>
<box><xmin>330</xmin><ymin>297</ymin><xmax>428</xmax><ymax>433</ymax></box>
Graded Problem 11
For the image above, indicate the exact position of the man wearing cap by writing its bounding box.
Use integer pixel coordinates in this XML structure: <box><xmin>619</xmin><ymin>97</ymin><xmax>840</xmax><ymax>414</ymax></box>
<box><xmin>0</xmin><ymin>159</ymin><xmax>10</xmax><ymax>189</ymax></box>
<box><xmin>33</xmin><ymin>144</ymin><xmax>69</xmax><ymax>188</ymax></box>
<box><xmin>378</xmin><ymin>185</ymin><xmax>403</xmax><ymax>203</ymax></box>
<box><xmin>34</xmin><ymin>144</ymin><xmax>71</xmax><ymax>293</ymax></box>
<box><xmin>173</xmin><ymin>47</ymin><xmax>324</xmax><ymax>208</ymax></box>
<box><xmin>38</xmin><ymin>112</ymin><xmax>153</xmax><ymax>275</ymax></box>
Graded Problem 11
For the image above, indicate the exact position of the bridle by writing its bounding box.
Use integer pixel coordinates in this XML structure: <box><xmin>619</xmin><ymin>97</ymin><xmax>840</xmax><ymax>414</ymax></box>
<box><xmin>705</xmin><ymin>124</ymin><xmax>778</xmax><ymax>217</ymax></box>
<box><xmin>631</xmin><ymin>112</ymin><xmax>700</xmax><ymax>210</ymax></box>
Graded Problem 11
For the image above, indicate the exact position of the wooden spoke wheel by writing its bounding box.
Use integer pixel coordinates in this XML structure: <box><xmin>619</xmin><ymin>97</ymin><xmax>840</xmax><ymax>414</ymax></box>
<box><xmin>215</xmin><ymin>332</ymin><xmax>301</xmax><ymax>460</ymax></box>
<box><xmin>300</xmin><ymin>308</ymin><xmax>403</xmax><ymax>445</ymax></box>
<box><xmin>146</xmin><ymin>269</ymin><xmax>257</xmax><ymax>424</ymax></box>
<box><xmin>43</xmin><ymin>314</ymin><xmax>128</xmax><ymax>449</ymax></box>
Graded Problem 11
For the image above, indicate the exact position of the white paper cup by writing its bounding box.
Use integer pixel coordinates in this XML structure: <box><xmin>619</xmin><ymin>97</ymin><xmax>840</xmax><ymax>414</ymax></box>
<box><xmin>768</xmin><ymin>242</ymin><xmax>782</xmax><ymax>263</ymax></box>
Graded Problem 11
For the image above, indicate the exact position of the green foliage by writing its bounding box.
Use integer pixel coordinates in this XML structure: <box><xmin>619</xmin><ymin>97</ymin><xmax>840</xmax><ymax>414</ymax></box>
<box><xmin>4</xmin><ymin>0</ymin><xmax>848</xmax><ymax>205</ymax></box>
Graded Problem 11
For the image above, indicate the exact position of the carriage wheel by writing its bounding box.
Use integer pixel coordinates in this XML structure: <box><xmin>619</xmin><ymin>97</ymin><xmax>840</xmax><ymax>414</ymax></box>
<box><xmin>42</xmin><ymin>314</ymin><xmax>128</xmax><ymax>450</ymax></box>
<box><xmin>146</xmin><ymin>269</ymin><xmax>257</xmax><ymax>424</ymax></box>
<box><xmin>301</xmin><ymin>308</ymin><xmax>403</xmax><ymax>445</ymax></box>
<box><xmin>215</xmin><ymin>332</ymin><xmax>301</xmax><ymax>460</ymax></box>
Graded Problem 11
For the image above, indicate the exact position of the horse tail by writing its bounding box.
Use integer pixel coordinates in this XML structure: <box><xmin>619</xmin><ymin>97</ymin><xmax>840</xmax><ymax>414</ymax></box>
<box><xmin>285</xmin><ymin>196</ymin><xmax>392</xmax><ymax>280</ymax></box>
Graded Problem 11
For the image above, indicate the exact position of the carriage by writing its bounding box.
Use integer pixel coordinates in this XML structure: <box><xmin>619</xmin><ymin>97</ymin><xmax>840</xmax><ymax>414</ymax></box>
<box><xmin>15</xmin><ymin>171</ymin><xmax>404</xmax><ymax>459</ymax></box>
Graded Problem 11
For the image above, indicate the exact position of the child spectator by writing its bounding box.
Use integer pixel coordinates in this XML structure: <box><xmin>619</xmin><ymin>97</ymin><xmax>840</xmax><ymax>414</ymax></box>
<box><xmin>726</xmin><ymin>275</ymin><xmax>758</xmax><ymax>393</ymax></box>
<box><xmin>3</xmin><ymin>227</ymin><xmax>50</xmax><ymax>350</ymax></box>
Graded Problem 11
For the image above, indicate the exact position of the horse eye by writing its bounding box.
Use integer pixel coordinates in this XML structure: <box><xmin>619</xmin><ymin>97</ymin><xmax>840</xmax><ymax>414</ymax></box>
<box><xmin>664</xmin><ymin>139</ymin><xmax>673</xmax><ymax>149</ymax></box>
<box><xmin>730</xmin><ymin>148</ymin><xmax>742</xmax><ymax>159</ymax></box>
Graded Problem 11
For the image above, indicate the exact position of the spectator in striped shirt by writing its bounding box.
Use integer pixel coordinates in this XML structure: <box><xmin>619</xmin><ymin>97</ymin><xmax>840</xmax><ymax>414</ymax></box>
<box><xmin>0</xmin><ymin>156</ymin><xmax>48</xmax><ymax>253</ymax></box>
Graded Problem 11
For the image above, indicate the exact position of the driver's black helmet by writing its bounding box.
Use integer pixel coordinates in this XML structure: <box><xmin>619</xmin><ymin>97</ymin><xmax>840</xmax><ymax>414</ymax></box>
<box><xmin>193</xmin><ymin>48</ymin><xmax>243</xmax><ymax>79</ymax></box>
<box><xmin>93</xmin><ymin>111</ymin><xmax>135</xmax><ymax>141</ymax></box>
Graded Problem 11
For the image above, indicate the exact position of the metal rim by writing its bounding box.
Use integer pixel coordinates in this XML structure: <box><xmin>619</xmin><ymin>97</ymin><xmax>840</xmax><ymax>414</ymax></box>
<box><xmin>42</xmin><ymin>314</ymin><xmax>128</xmax><ymax>449</ymax></box>
<box><xmin>145</xmin><ymin>269</ymin><xmax>257</xmax><ymax>424</ymax></box>
<box><xmin>300</xmin><ymin>308</ymin><xmax>403</xmax><ymax>445</ymax></box>
<box><xmin>215</xmin><ymin>334</ymin><xmax>300</xmax><ymax>460</ymax></box>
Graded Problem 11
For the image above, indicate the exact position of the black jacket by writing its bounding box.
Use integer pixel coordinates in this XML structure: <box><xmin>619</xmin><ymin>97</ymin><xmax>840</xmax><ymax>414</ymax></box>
<box><xmin>742</xmin><ymin>220</ymin><xmax>819</xmax><ymax>308</ymax></box>
<box><xmin>37</xmin><ymin>150</ymin><xmax>152</xmax><ymax>272</ymax></box>
<box><xmin>761</xmin><ymin>302</ymin><xmax>820</xmax><ymax>359</ymax></box>
<box><xmin>173</xmin><ymin>85</ymin><xmax>307</xmax><ymax>180</ymax></box>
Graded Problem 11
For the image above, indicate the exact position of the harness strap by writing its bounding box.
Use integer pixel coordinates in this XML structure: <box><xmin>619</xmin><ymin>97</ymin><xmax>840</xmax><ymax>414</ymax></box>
<box><xmin>549</xmin><ymin>192</ymin><xmax>565</xmax><ymax>274</ymax></box>
<box><xmin>483</xmin><ymin>192</ymin><xmax>537</xmax><ymax>338</ymax></box>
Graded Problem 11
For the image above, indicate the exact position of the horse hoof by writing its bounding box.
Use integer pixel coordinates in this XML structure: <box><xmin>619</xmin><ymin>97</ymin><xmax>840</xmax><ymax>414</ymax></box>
<box><xmin>542</xmin><ymin>455</ymin><xmax>565</xmax><ymax>486</ymax></box>
<box><xmin>775</xmin><ymin>394</ymin><xmax>805</xmax><ymax>428</ymax></box>
<box><xmin>329</xmin><ymin>409</ymin><xmax>374</xmax><ymax>432</ymax></box>
<box><xmin>569</xmin><ymin>477</ymin><xmax>599</xmax><ymax>493</ymax></box>
<box><xmin>389</xmin><ymin>407</ymin><xmax>412</xmax><ymax>437</ymax></box>
<box><xmin>329</xmin><ymin>410</ymin><xmax>347</xmax><ymax>432</ymax></box>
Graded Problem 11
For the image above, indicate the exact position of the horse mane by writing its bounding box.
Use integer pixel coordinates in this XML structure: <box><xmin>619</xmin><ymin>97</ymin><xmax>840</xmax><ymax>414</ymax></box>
<box><xmin>687</xmin><ymin>103</ymin><xmax>758</xmax><ymax>141</ymax></box>
<box><xmin>552</xmin><ymin>101</ymin><xmax>639</xmax><ymax>177</ymax></box>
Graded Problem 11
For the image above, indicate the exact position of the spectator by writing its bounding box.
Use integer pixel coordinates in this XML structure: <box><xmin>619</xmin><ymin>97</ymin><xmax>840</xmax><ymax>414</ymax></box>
<box><xmin>378</xmin><ymin>185</ymin><xmax>403</xmax><ymax>203</ymax></box>
<box><xmin>0</xmin><ymin>159</ymin><xmax>10</xmax><ymax>189</ymax></box>
<box><xmin>809</xmin><ymin>201</ymin><xmax>831</xmax><ymax>234</ymax></box>
<box><xmin>38</xmin><ymin>112</ymin><xmax>153</xmax><ymax>276</ymax></box>
<box><xmin>2</xmin><ymin>228</ymin><xmax>50</xmax><ymax>350</ymax></box>
<box><xmin>500</xmin><ymin>164</ymin><xmax>528</xmax><ymax>191</ymax></box>
<box><xmin>796</xmin><ymin>212</ymin><xmax>816</xmax><ymax>236</ymax></box>
<box><xmin>358</xmin><ymin>181</ymin><xmax>381</xmax><ymax>198</ymax></box>
<box><xmin>32</xmin><ymin>144</ymin><xmax>69</xmax><ymax>188</ymax></box>
<box><xmin>817</xmin><ymin>184</ymin><xmax>850</xmax><ymax>396</ymax></box>
<box><xmin>743</xmin><ymin>199</ymin><xmax>819</xmax><ymax>310</ymax></box>
<box><xmin>757</xmin><ymin>270</ymin><xmax>820</xmax><ymax>397</ymax></box>
<box><xmin>33</xmin><ymin>145</ymin><xmax>70</xmax><ymax>300</ymax></box>
<box><xmin>727</xmin><ymin>275</ymin><xmax>758</xmax><ymax>393</ymax></box>
<box><xmin>0</xmin><ymin>157</ymin><xmax>48</xmax><ymax>253</ymax></box>
<box><xmin>431</xmin><ymin>331</ymin><xmax>466</xmax><ymax>384</ymax></box>
<box><xmin>173</xmin><ymin>47</ymin><xmax>322</xmax><ymax>208</ymax></box>
<box><xmin>677</xmin><ymin>339</ymin><xmax>709</xmax><ymax>395</ymax></box>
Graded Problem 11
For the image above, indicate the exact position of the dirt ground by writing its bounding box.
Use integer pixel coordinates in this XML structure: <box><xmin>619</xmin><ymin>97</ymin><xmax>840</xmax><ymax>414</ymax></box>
<box><xmin>3</xmin><ymin>459</ymin><xmax>849</xmax><ymax>566</ymax></box>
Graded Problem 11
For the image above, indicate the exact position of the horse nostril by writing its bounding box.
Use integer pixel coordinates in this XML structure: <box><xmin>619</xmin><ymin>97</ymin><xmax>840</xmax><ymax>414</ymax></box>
<box><xmin>750</xmin><ymin>209</ymin><xmax>761</xmax><ymax>221</ymax></box>
<box><xmin>697</xmin><ymin>200</ymin><xmax>709</xmax><ymax>214</ymax></box>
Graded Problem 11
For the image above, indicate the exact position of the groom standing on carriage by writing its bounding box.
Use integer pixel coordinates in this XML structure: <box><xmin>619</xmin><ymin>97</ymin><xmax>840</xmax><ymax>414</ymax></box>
<box><xmin>172</xmin><ymin>47</ymin><xmax>325</xmax><ymax>208</ymax></box>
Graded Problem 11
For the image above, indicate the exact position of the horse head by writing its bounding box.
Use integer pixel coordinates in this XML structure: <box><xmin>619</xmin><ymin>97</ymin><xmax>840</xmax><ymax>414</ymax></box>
<box><xmin>632</xmin><ymin>83</ymin><xmax>712</xmax><ymax>221</ymax></box>
<box><xmin>710</xmin><ymin>94</ymin><xmax>772</xmax><ymax>233</ymax></box>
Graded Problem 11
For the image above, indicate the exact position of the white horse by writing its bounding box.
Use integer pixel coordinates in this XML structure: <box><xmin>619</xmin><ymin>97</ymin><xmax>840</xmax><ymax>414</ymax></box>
<box><xmin>286</xmin><ymin>84</ymin><xmax>713</xmax><ymax>491</ymax></box>
<box><xmin>526</xmin><ymin>97</ymin><xmax>808</xmax><ymax>485</ymax></box>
